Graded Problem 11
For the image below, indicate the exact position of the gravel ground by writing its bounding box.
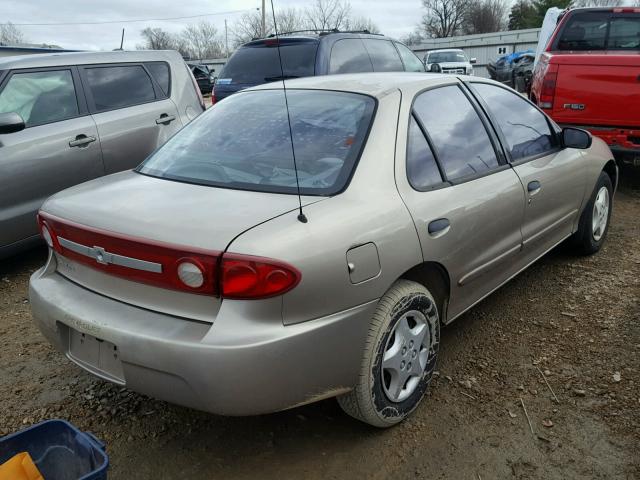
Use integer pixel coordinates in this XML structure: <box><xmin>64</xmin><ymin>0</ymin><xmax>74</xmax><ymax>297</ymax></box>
<box><xmin>1</xmin><ymin>167</ymin><xmax>638</xmax><ymax>479</ymax></box>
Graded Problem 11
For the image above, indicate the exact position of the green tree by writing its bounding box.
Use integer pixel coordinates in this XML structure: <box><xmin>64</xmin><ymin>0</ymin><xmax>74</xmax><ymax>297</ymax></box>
<box><xmin>508</xmin><ymin>0</ymin><xmax>538</xmax><ymax>30</ymax></box>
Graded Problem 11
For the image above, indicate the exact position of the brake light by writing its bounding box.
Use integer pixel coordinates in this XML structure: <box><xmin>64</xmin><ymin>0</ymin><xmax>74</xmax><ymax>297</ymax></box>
<box><xmin>211</xmin><ymin>85</ymin><xmax>216</xmax><ymax>106</ymax></box>
<box><xmin>38</xmin><ymin>212</ymin><xmax>301</xmax><ymax>300</ymax></box>
<box><xmin>221</xmin><ymin>253</ymin><xmax>301</xmax><ymax>300</ymax></box>
<box><xmin>613</xmin><ymin>7</ymin><xmax>640</xmax><ymax>13</ymax></box>
<box><xmin>539</xmin><ymin>68</ymin><xmax>558</xmax><ymax>110</ymax></box>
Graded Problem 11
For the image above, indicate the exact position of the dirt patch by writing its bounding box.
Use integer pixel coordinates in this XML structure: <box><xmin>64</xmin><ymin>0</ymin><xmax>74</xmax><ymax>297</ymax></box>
<box><xmin>1</xmin><ymin>169</ymin><xmax>638</xmax><ymax>479</ymax></box>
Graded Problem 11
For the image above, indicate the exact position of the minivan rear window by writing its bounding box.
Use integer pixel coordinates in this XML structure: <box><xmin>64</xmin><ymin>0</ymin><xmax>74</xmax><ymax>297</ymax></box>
<box><xmin>137</xmin><ymin>89</ymin><xmax>375</xmax><ymax>196</ymax></box>
<box><xmin>556</xmin><ymin>11</ymin><xmax>640</xmax><ymax>50</ymax></box>
<box><xmin>219</xmin><ymin>42</ymin><xmax>318</xmax><ymax>84</ymax></box>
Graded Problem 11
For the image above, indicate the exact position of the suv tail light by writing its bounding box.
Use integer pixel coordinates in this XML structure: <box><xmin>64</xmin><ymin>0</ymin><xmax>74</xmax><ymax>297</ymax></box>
<box><xmin>38</xmin><ymin>212</ymin><xmax>300</xmax><ymax>300</ymax></box>
<box><xmin>211</xmin><ymin>85</ymin><xmax>217</xmax><ymax>106</ymax></box>
<box><xmin>539</xmin><ymin>66</ymin><xmax>558</xmax><ymax>110</ymax></box>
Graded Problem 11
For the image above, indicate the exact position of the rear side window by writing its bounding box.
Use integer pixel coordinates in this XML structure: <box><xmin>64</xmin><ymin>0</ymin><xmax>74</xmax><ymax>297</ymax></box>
<box><xmin>329</xmin><ymin>39</ymin><xmax>373</xmax><ymax>74</ymax></box>
<box><xmin>472</xmin><ymin>83</ymin><xmax>555</xmax><ymax>161</ymax></box>
<box><xmin>362</xmin><ymin>39</ymin><xmax>404</xmax><ymax>72</ymax></box>
<box><xmin>138</xmin><ymin>90</ymin><xmax>376</xmax><ymax>196</ymax></box>
<box><xmin>395</xmin><ymin>43</ymin><xmax>425</xmax><ymax>72</ymax></box>
<box><xmin>556</xmin><ymin>11</ymin><xmax>640</xmax><ymax>50</ymax></box>
<box><xmin>220</xmin><ymin>42</ymin><xmax>318</xmax><ymax>84</ymax></box>
<box><xmin>0</xmin><ymin>70</ymin><xmax>78</xmax><ymax>127</ymax></box>
<box><xmin>413</xmin><ymin>85</ymin><xmax>499</xmax><ymax>181</ymax></box>
<box><xmin>85</xmin><ymin>65</ymin><xmax>156</xmax><ymax>111</ymax></box>
<box><xmin>145</xmin><ymin>62</ymin><xmax>170</xmax><ymax>96</ymax></box>
<box><xmin>407</xmin><ymin>116</ymin><xmax>442</xmax><ymax>190</ymax></box>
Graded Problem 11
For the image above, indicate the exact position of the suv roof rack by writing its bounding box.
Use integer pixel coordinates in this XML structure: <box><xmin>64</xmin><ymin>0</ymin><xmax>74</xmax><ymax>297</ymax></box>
<box><xmin>253</xmin><ymin>29</ymin><xmax>382</xmax><ymax>40</ymax></box>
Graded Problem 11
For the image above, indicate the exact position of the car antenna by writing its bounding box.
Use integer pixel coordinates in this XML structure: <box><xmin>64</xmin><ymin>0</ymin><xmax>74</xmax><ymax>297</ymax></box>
<box><xmin>269</xmin><ymin>0</ymin><xmax>308</xmax><ymax>224</ymax></box>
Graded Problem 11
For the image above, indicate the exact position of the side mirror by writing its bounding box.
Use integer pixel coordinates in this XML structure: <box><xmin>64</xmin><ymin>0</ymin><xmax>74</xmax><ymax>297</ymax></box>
<box><xmin>470</xmin><ymin>57</ymin><xmax>477</xmax><ymax>64</ymax></box>
<box><xmin>0</xmin><ymin>112</ymin><xmax>25</xmax><ymax>134</ymax></box>
<box><xmin>430</xmin><ymin>63</ymin><xmax>442</xmax><ymax>73</ymax></box>
<box><xmin>562</xmin><ymin>127</ymin><xmax>592</xmax><ymax>149</ymax></box>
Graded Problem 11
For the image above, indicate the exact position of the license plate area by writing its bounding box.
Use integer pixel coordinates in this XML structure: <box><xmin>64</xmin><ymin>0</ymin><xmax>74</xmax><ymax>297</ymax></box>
<box><xmin>67</xmin><ymin>327</ymin><xmax>125</xmax><ymax>384</ymax></box>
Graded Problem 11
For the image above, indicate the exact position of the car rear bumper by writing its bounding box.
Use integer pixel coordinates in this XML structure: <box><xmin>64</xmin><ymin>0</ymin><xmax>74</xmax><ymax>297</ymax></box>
<box><xmin>29</xmin><ymin>258</ymin><xmax>377</xmax><ymax>416</ymax></box>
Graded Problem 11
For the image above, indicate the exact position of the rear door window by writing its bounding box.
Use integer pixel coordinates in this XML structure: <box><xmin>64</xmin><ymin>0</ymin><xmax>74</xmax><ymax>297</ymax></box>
<box><xmin>329</xmin><ymin>39</ymin><xmax>373</xmax><ymax>74</ymax></box>
<box><xmin>412</xmin><ymin>85</ymin><xmax>499</xmax><ymax>181</ymax></box>
<box><xmin>145</xmin><ymin>62</ymin><xmax>170</xmax><ymax>96</ymax></box>
<box><xmin>362</xmin><ymin>39</ymin><xmax>404</xmax><ymax>72</ymax></box>
<box><xmin>0</xmin><ymin>69</ymin><xmax>79</xmax><ymax>127</ymax></box>
<box><xmin>138</xmin><ymin>90</ymin><xmax>376</xmax><ymax>196</ymax></box>
<box><xmin>220</xmin><ymin>42</ymin><xmax>318</xmax><ymax>84</ymax></box>
<box><xmin>84</xmin><ymin>65</ymin><xmax>156</xmax><ymax>112</ymax></box>
<box><xmin>395</xmin><ymin>43</ymin><xmax>425</xmax><ymax>72</ymax></box>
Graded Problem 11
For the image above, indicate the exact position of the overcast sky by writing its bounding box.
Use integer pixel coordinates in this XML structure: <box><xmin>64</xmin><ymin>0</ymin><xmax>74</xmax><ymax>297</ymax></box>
<box><xmin>1</xmin><ymin>0</ymin><xmax>423</xmax><ymax>51</ymax></box>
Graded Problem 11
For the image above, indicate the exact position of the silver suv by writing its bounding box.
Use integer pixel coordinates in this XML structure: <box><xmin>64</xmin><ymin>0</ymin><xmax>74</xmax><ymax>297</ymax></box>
<box><xmin>0</xmin><ymin>50</ymin><xmax>205</xmax><ymax>259</ymax></box>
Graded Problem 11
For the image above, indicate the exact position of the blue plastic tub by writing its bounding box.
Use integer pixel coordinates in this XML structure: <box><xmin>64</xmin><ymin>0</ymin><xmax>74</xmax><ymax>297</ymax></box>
<box><xmin>0</xmin><ymin>419</ymin><xmax>108</xmax><ymax>480</ymax></box>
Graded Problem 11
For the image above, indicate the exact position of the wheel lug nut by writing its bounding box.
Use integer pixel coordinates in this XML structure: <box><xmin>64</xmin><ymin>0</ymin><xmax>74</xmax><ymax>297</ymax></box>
<box><xmin>400</xmin><ymin>361</ymin><xmax>406</xmax><ymax>369</ymax></box>
<box><xmin>409</xmin><ymin>340</ymin><xmax>414</xmax><ymax>348</ymax></box>
<box><xmin>402</xmin><ymin>347</ymin><xmax>407</xmax><ymax>355</ymax></box>
<box><xmin>407</xmin><ymin>362</ymin><xmax>412</xmax><ymax>370</ymax></box>
<box><xmin>412</xmin><ymin>350</ymin><xmax>417</xmax><ymax>358</ymax></box>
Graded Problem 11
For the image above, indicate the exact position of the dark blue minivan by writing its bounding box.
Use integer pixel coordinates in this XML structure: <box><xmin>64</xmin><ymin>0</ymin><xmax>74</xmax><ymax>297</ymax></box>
<box><xmin>213</xmin><ymin>31</ymin><xmax>425</xmax><ymax>103</ymax></box>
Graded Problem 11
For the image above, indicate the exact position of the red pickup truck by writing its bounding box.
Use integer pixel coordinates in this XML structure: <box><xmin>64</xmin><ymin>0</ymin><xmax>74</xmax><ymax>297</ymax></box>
<box><xmin>531</xmin><ymin>7</ymin><xmax>640</xmax><ymax>164</ymax></box>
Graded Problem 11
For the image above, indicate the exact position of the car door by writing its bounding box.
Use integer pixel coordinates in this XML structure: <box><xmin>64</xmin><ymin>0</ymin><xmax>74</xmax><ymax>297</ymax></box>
<box><xmin>468</xmin><ymin>81</ymin><xmax>586</xmax><ymax>262</ymax></box>
<box><xmin>0</xmin><ymin>67</ymin><xmax>104</xmax><ymax>249</ymax></box>
<box><xmin>80</xmin><ymin>63</ymin><xmax>183</xmax><ymax>174</ymax></box>
<box><xmin>395</xmin><ymin>83</ymin><xmax>526</xmax><ymax>321</ymax></box>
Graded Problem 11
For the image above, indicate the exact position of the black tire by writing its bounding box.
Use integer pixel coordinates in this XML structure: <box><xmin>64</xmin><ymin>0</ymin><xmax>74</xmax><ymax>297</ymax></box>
<box><xmin>337</xmin><ymin>280</ymin><xmax>440</xmax><ymax>427</ymax></box>
<box><xmin>572</xmin><ymin>171</ymin><xmax>613</xmax><ymax>255</ymax></box>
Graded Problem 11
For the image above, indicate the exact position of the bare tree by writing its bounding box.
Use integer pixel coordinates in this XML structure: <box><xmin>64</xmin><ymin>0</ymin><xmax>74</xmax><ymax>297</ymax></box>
<box><xmin>570</xmin><ymin>0</ymin><xmax>626</xmax><ymax>5</ymax></box>
<box><xmin>420</xmin><ymin>0</ymin><xmax>467</xmax><ymax>38</ymax></box>
<box><xmin>463</xmin><ymin>0</ymin><xmax>508</xmax><ymax>34</ymax></box>
<box><xmin>0</xmin><ymin>22</ymin><xmax>26</xmax><ymax>45</ymax></box>
<box><xmin>139</xmin><ymin>27</ymin><xmax>175</xmax><ymax>50</ymax></box>
<box><xmin>305</xmin><ymin>0</ymin><xmax>352</xmax><ymax>31</ymax></box>
<box><xmin>275</xmin><ymin>8</ymin><xmax>306</xmax><ymax>33</ymax></box>
<box><xmin>400</xmin><ymin>29</ymin><xmax>426</xmax><ymax>46</ymax></box>
<box><xmin>181</xmin><ymin>21</ymin><xmax>224</xmax><ymax>60</ymax></box>
<box><xmin>344</xmin><ymin>16</ymin><xmax>380</xmax><ymax>33</ymax></box>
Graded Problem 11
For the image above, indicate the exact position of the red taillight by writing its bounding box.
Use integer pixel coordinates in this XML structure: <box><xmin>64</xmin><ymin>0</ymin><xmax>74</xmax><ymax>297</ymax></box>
<box><xmin>221</xmin><ymin>253</ymin><xmax>301</xmax><ymax>300</ymax></box>
<box><xmin>539</xmin><ymin>68</ymin><xmax>558</xmax><ymax>110</ymax></box>
<box><xmin>38</xmin><ymin>212</ymin><xmax>301</xmax><ymax>300</ymax></box>
<box><xmin>211</xmin><ymin>85</ymin><xmax>216</xmax><ymax>106</ymax></box>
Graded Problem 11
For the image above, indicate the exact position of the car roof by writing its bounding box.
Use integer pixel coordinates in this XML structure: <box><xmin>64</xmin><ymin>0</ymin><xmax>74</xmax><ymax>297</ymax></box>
<box><xmin>0</xmin><ymin>50</ymin><xmax>182</xmax><ymax>70</ymax></box>
<box><xmin>427</xmin><ymin>49</ymin><xmax>464</xmax><ymax>54</ymax></box>
<box><xmin>246</xmin><ymin>72</ymin><xmax>484</xmax><ymax>98</ymax></box>
<box><xmin>242</xmin><ymin>32</ymin><xmax>391</xmax><ymax>47</ymax></box>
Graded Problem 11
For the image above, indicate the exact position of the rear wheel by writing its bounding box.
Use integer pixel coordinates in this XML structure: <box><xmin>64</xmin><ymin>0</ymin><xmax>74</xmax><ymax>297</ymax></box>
<box><xmin>337</xmin><ymin>280</ymin><xmax>440</xmax><ymax>427</ymax></box>
<box><xmin>572</xmin><ymin>171</ymin><xmax>613</xmax><ymax>255</ymax></box>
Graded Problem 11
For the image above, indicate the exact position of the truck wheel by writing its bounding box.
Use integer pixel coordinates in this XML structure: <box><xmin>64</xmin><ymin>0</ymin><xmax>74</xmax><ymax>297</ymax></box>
<box><xmin>337</xmin><ymin>280</ymin><xmax>440</xmax><ymax>427</ymax></box>
<box><xmin>572</xmin><ymin>171</ymin><xmax>613</xmax><ymax>255</ymax></box>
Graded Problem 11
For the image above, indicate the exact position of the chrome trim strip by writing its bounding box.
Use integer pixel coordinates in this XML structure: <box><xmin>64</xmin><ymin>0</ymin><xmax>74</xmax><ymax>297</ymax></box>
<box><xmin>58</xmin><ymin>237</ymin><xmax>162</xmax><ymax>273</ymax></box>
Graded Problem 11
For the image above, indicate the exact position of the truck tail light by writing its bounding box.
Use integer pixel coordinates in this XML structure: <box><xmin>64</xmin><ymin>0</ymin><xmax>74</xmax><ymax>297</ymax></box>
<box><xmin>37</xmin><ymin>212</ymin><xmax>300</xmax><ymax>300</ymax></box>
<box><xmin>221</xmin><ymin>254</ymin><xmax>301</xmax><ymax>300</ymax></box>
<box><xmin>539</xmin><ymin>68</ymin><xmax>558</xmax><ymax>110</ymax></box>
<box><xmin>211</xmin><ymin>85</ymin><xmax>217</xmax><ymax>106</ymax></box>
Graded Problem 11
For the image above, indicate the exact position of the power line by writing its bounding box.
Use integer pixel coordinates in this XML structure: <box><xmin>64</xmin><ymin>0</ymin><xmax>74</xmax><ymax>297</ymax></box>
<box><xmin>1</xmin><ymin>8</ymin><xmax>258</xmax><ymax>27</ymax></box>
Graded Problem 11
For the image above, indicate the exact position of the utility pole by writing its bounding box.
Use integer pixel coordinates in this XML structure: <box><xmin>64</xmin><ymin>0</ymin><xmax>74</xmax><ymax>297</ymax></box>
<box><xmin>261</xmin><ymin>0</ymin><xmax>266</xmax><ymax>37</ymax></box>
<box><xmin>119</xmin><ymin>28</ymin><xmax>125</xmax><ymax>50</ymax></box>
<box><xmin>224</xmin><ymin>19</ymin><xmax>229</xmax><ymax>59</ymax></box>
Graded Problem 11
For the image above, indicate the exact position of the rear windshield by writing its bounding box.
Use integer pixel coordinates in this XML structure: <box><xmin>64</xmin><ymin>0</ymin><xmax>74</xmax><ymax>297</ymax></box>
<box><xmin>137</xmin><ymin>89</ymin><xmax>376</xmax><ymax>195</ymax></box>
<box><xmin>427</xmin><ymin>51</ymin><xmax>467</xmax><ymax>63</ymax></box>
<box><xmin>556</xmin><ymin>11</ymin><xmax>640</xmax><ymax>50</ymax></box>
<box><xmin>218</xmin><ymin>42</ymin><xmax>318</xmax><ymax>85</ymax></box>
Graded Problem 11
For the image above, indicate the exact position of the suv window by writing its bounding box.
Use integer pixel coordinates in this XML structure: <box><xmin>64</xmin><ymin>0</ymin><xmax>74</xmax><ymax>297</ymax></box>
<box><xmin>472</xmin><ymin>83</ymin><xmax>555</xmax><ymax>161</ymax></box>
<box><xmin>0</xmin><ymin>70</ymin><xmax>78</xmax><ymax>127</ymax></box>
<box><xmin>413</xmin><ymin>85</ymin><xmax>499</xmax><ymax>181</ymax></box>
<box><xmin>362</xmin><ymin>39</ymin><xmax>404</xmax><ymax>72</ymax></box>
<box><xmin>138</xmin><ymin>90</ymin><xmax>376</xmax><ymax>196</ymax></box>
<box><xmin>329</xmin><ymin>39</ymin><xmax>373</xmax><ymax>74</ymax></box>
<box><xmin>395</xmin><ymin>43</ymin><xmax>425</xmax><ymax>72</ymax></box>
<box><xmin>85</xmin><ymin>65</ymin><xmax>156</xmax><ymax>111</ymax></box>
<box><xmin>556</xmin><ymin>11</ymin><xmax>640</xmax><ymax>50</ymax></box>
<box><xmin>146</xmin><ymin>62</ymin><xmax>170</xmax><ymax>96</ymax></box>
<box><xmin>407</xmin><ymin>116</ymin><xmax>442</xmax><ymax>190</ymax></box>
<box><xmin>220</xmin><ymin>42</ymin><xmax>318</xmax><ymax>84</ymax></box>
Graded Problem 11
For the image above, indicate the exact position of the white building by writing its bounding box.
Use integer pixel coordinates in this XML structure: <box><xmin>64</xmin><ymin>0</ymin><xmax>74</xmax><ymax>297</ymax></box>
<box><xmin>410</xmin><ymin>28</ymin><xmax>541</xmax><ymax>78</ymax></box>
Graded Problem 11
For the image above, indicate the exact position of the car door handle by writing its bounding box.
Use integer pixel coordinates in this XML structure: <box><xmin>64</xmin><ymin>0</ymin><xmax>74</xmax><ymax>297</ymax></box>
<box><xmin>69</xmin><ymin>135</ymin><xmax>96</xmax><ymax>148</ymax></box>
<box><xmin>156</xmin><ymin>114</ymin><xmax>176</xmax><ymax>125</ymax></box>
<box><xmin>527</xmin><ymin>180</ymin><xmax>541</xmax><ymax>195</ymax></box>
<box><xmin>428</xmin><ymin>218</ymin><xmax>450</xmax><ymax>237</ymax></box>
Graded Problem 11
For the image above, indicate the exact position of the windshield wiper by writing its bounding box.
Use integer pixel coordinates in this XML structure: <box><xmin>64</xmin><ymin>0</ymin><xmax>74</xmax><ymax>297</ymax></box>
<box><xmin>264</xmin><ymin>75</ymin><xmax>299</xmax><ymax>82</ymax></box>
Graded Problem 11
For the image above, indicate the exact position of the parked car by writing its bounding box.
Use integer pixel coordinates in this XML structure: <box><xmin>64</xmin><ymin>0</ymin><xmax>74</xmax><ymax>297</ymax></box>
<box><xmin>512</xmin><ymin>52</ymin><xmax>535</xmax><ymax>93</ymax></box>
<box><xmin>0</xmin><ymin>50</ymin><xmax>205</xmax><ymax>259</ymax></box>
<box><xmin>30</xmin><ymin>73</ymin><xmax>617</xmax><ymax>427</ymax></box>
<box><xmin>190</xmin><ymin>64</ymin><xmax>214</xmax><ymax>94</ymax></box>
<box><xmin>424</xmin><ymin>48</ymin><xmax>476</xmax><ymax>75</ymax></box>
<box><xmin>489</xmin><ymin>50</ymin><xmax>535</xmax><ymax>85</ymax></box>
<box><xmin>530</xmin><ymin>7</ymin><xmax>640</xmax><ymax>165</ymax></box>
<box><xmin>212</xmin><ymin>31</ymin><xmax>425</xmax><ymax>103</ymax></box>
